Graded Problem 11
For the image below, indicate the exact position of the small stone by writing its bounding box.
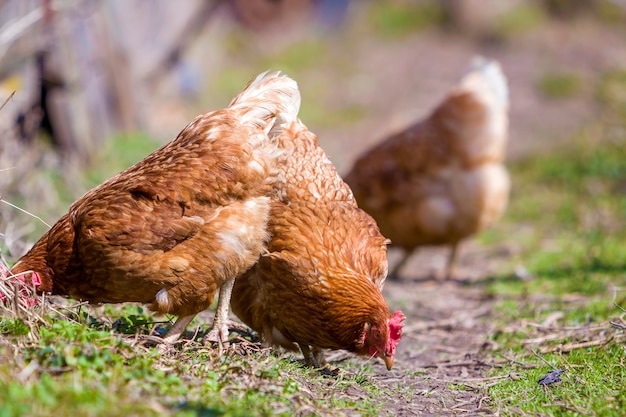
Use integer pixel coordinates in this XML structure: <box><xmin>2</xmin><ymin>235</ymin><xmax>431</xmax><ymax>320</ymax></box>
<box><xmin>537</xmin><ymin>369</ymin><xmax>565</xmax><ymax>385</ymax></box>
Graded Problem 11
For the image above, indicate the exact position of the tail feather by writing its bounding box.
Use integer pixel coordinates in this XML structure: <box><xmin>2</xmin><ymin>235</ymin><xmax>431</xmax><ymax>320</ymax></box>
<box><xmin>460</xmin><ymin>56</ymin><xmax>509</xmax><ymax>108</ymax></box>
<box><xmin>229</xmin><ymin>71</ymin><xmax>301</xmax><ymax>138</ymax></box>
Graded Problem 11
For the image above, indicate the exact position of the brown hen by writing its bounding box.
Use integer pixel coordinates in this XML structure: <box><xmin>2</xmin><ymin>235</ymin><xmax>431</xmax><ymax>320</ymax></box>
<box><xmin>231</xmin><ymin>118</ymin><xmax>405</xmax><ymax>370</ymax></box>
<box><xmin>344</xmin><ymin>57</ymin><xmax>510</xmax><ymax>280</ymax></box>
<box><xmin>5</xmin><ymin>71</ymin><xmax>300</xmax><ymax>346</ymax></box>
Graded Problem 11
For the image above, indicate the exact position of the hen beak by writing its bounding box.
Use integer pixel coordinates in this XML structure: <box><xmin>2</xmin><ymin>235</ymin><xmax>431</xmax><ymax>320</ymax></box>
<box><xmin>383</xmin><ymin>355</ymin><xmax>394</xmax><ymax>370</ymax></box>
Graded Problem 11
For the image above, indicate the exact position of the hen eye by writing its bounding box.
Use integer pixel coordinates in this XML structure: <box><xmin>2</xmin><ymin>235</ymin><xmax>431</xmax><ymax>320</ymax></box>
<box><xmin>375</xmin><ymin>331</ymin><xmax>382</xmax><ymax>339</ymax></box>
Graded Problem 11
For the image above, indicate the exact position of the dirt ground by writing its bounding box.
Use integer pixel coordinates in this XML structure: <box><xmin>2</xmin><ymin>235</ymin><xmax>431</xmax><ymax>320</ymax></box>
<box><xmin>348</xmin><ymin>244</ymin><xmax>506</xmax><ymax>416</ymax></box>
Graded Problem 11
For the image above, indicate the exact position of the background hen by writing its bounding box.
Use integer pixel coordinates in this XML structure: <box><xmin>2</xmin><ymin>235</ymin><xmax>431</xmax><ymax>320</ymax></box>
<box><xmin>5</xmin><ymin>71</ymin><xmax>300</xmax><ymax>346</ymax></box>
<box><xmin>231</xmin><ymin>117</ymin><xmax>405</xmax><ymax>371</ymax></box>
<box><xmin>344</xmin><ymin>57</ymin><xmax>510</xmax><ymax>280</ymax></box>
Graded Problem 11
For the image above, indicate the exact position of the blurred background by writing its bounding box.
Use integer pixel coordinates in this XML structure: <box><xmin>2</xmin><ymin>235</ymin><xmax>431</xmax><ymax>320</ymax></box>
<box><xmin>1</xmin><ymin>0</ymin><xmax>626</xmax><ymax>259</ymax></box>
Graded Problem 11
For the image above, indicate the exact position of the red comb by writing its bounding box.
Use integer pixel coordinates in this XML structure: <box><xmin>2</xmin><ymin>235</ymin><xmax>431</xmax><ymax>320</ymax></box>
<box><xmin>385</xmin><ymin>310</ymin><xmax>405</xmax><ymax>355</ymax></box>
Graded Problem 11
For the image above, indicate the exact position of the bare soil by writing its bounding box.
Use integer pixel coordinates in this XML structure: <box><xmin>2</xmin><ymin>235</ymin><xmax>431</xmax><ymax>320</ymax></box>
<box><xmin>352</xmin><ymin>245</ymin><xmax>505</xmax><ymax>416</ymax></box>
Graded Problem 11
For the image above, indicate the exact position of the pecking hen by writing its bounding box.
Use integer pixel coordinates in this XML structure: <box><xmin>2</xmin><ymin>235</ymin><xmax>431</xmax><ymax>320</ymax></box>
<box><xmin>344</xmin><ymin>57</ymin><xmax>510</xmax><ymax>280</ymax></box>
<box><xmin>3</xmin><ymin>71</ymin><xmax>300</xmax><ymax>346</ymax></box>
<box><xmin>231</xmin><ymin>117</ymin><xmax>405</xmax><ymax>371</ymax></box>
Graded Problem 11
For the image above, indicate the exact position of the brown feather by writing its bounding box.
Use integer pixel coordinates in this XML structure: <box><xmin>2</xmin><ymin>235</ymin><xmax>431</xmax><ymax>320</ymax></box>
<box><xmin>11</xmin><ymin>71</ymin><xmax>301</xmax><ymax>340</ymax></box>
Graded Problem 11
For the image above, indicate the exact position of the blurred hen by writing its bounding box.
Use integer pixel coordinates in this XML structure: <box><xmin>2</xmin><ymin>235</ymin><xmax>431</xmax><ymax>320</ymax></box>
<box><xmin>4</xmin><ymin>72</ymin><xmax>300</xmax><ymax>346</ymax></box>
<box><xmin>345</xmin><ymin>58</ymin><xmax>510</xmax><ymax>280</ymax></box>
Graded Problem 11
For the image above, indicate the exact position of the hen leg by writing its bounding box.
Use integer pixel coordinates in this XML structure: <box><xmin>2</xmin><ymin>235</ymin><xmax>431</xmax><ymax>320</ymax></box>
<box><xmin>298</xmin><ymin>344</ymin><xmax>316</xmax><ymax>367</ymax></box>
<box><xmin>157</xmin><ymin>314</ymin><xmax>196</xmax><ymax>354</ymax></box>
<box><xmin>388</xmin><ymin>249</ymin><xmax>414</xmax><ymax>280</ymax></box>
<box><xmin>163</xmin><ymin>314</ymin><xmax>196</xmax><ymax>344</ymax></box>
<box><xmin>299</xmin><ymin>344</ymin><xmax>311</xmax><ymax>366</ymax></box>
<box><xmin>203</xmin><ymin>277</ymin><xmax>236</xmax><ymax>347</ymax></box>
<box><xmin>300</xmin><ymin>345</ymin><xmax>338</xmax><ymax>376</ymax></box>
<box><xmin>298</xmin><ymin>345</ymin><xmax>326</xmax><ymax>368</ymax></box>
<box><xmin>445</xmin><ymin>242</ymin><xmax>459</xmax><ymax>280</ymax></box>
<box><xmin>311</xmin><ymin>347</ymin><xmax>327</xmax><ymax>368</ymax></box>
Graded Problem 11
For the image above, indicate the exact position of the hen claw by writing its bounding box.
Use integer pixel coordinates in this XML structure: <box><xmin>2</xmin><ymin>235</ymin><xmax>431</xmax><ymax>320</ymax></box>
<box><xmin>202</xmin><ymin>325</ymin><xmax>230</xmax><ymax>348</ymax></box>
<box><xmin>157</xmin><ymin>342</ymin><xmax>176</xmax><ymax>355</ymax></box>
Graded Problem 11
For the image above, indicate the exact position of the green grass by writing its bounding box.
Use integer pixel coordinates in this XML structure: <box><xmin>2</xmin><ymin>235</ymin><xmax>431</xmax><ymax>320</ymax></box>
<box><xmin>480</xmin><ymin>130</ymin><xmax>626</xmax><ymax>414</ymax></box>
<box><xmin>0</xmin><ymin>309</ymin><xmax>387</xmax><ymax>417</ymax></box>
<box><xmin>486</xmin><ymin>295</ymin><xmax>626</xmax><ymax>416</ymax></box>
<box><xmin>488</xmin><ymin>345</ymin><xmax>626</xmax><ymax>416</ymax></box>
<box><xmin>494</xmin><ymin>134</ymin><xmax>626</xmax><ymax>289</ymax></box>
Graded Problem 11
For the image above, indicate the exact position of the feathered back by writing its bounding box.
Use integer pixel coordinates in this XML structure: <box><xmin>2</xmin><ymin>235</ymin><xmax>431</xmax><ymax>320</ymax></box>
<box><xmin>442</xmin><ymin>56</ymin><xmax>509</xmax><ymax>163</ymax></box>
<box><xmin>463</xmin><ymin>56</ymin><xmax>508</xmax><ymax>108</ymax></box>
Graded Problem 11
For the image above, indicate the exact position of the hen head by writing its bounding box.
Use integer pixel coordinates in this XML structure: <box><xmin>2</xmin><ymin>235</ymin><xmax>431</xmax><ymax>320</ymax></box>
<box><xmin>362</xmin><ymin>310</ymin><xmax>405</xmax><ymax>370</ymax></box>
<box><xmin>0</xmin><ymin>267</ymin><xmax>42</xmax><ymax>308</ymax></box>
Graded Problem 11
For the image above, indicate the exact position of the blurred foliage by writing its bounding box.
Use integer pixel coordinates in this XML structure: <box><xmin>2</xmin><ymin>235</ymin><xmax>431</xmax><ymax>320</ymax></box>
<box><xmin>595</xmin><ymin>0</ymin><xmax>626</xmax><ymax>25</ymax></box>
<box><xmin>367</xmin><ymin>1</ymin><xmax>445</xmax><ymax>39</ymax></box>
<box><xmin>83</xmin><ymin>133</ymin><xmax>162</xmax><ymax>189</ymax></box>
<box><xmin>538</xmin><ymin>72</ymin><xmax>583</xmax><ymax>99</ymax></box>
<box><xmin>261</xmin><ymin>40</ymin><xmax>330</xmax><ymax>74</ymax></box>
<box><xmin>492</xmin><ymin>3</ymin><xmax>547</xmax><ymax>39</ymax></box>
<box><xmin>542</xmin><ymin>0</ymin><xmax>626</xmax><ymax>23</ymax></box>
<box><xmin>596</xmin><ymin>69</ymin><xmax>626</xmax><ymax>119</ymax></box>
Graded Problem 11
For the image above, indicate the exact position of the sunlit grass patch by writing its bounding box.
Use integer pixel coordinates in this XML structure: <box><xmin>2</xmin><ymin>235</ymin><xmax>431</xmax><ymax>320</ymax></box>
<box><xmin>488</xmin><ymin>344</ymin><xmax>625</xmax><ymax>416</ymax></box>
<box><xmin>261</xmin><ymin>40</ymin><xmax>329</xmax><ymax>75</ymax></box>
<box><xmin>483</xmin><ymin>130</ymin><xmax>626</xmax><ymax>415</ymax></box>
<box><xmin>487</xmin><ymin>133</ymin><xmax>626</xmax><ymax>296</ymax></box>
<box><xmin>0</xmin><ymin>294</ymin><xmax>390</xmax><ymax>417</ymax></box>
<box><xmin>486</xmin><ymin>302</ymin><xmax>626</xmax><ymax>417</ymax></box>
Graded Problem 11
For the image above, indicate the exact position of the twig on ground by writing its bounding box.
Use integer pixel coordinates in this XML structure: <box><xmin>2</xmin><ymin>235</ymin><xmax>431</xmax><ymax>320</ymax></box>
<box><xmin>0</xmin><ymin>91</ymin><xmax>15</xmax><ymax>112</ymax></box>
<box><xmin>421</xmin><ymin>358</ymin><xmax>506</xmax><ymax>369</ymax></box>
<box><xmin>447</xmin><ymin>374</ymin><xmax>520</xmax><ymax>383</ymax></box>
<box><xmin>542</xmin><ymin>402</ymin><xmax>592</xmax><ymax>415</ymax></box>
<box><xmin>610</xmin><ymin>320</ymin><xmax>626</xmax><ymax>330</ymax></box>
<box><xmin>452</xmin><ymin>398</ymin><xmax>477</xmax><ymax>410</ymax></box>
<box><xmin>538</xmin><ymin>335</ymin><xmax>624</xmax><ymax>354</ymax></box>
<box><xmin>524</xmin><ymin>323</ymin><xmax>607</xmax><ymax>332</ymax></box>
<box><xmin>529</xmin><ymin>349</ymin><xmax>559</xmax><ymax>370</ymax></box>
<box><xmin>499</xmin><ymin>353</ymin><xmax>539</xmax><ymax>369</ymax></box>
